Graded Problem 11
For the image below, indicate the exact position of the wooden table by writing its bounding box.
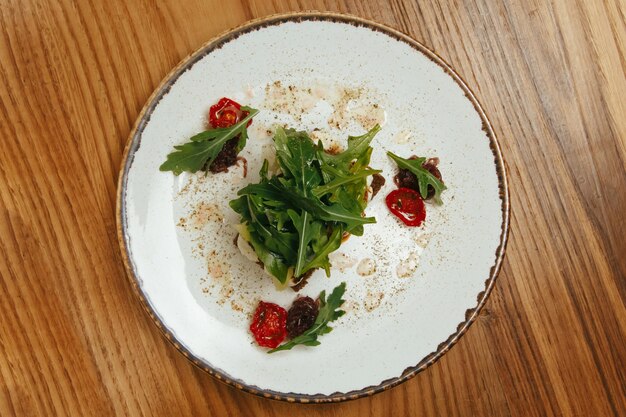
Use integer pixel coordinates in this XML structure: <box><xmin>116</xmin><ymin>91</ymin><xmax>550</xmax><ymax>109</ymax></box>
<box><xmin>1</xmin><ymin>1</ymin><xmax>624</xmax><ymax>416</ymax></box>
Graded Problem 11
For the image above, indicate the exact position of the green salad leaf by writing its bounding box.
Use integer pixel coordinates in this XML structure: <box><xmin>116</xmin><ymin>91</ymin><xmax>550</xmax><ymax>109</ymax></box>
<box><xmin>268</xmin><ymin>282</ymin><xmax>346</xmax><ymax>353</ymax></box>
<box><xmin>160</xmin><ymin>107</ymin><xmax>258</xmax><ymax>175</ymax></box>
<box><xmin>303</xmin><ymin>227</ymin><xmax>343</xmax><ymax>276</ymax></box>
<box><xmin>387</xmin><ymin>151</ymin><xmax>447</xmax><ymax>204</ymax></box>
<box><xmin>230</xmin><ymin>125</ymin><xmax>381</xmax><ymax>284</ymax></box>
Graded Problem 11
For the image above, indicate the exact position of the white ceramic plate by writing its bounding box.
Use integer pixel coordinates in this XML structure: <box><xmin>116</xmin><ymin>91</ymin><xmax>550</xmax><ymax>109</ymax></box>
<box><xmin>117</xmin><ymin>13</ymin><xmax>509</xmax><ymax>402</ymax></box>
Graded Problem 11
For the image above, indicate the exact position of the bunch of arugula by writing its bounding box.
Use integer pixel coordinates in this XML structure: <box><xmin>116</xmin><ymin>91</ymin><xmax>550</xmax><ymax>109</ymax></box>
<box><xmin>230</xmin><ymin>125</ymin><xmax>381</xmax><ymax>285</ymax></box>
<box><xmin>387</xmin><ymin>151</ymin><xmax>447</xmax><ymax>204</ymax></box>
<box><xmin>159</xmin><ymin>107</ymin><xmax>258</xmax><ymax>175</ymax></box>
<box><xmin>269</xmin><ymin>282</ymin><xmax>346</xmax><ymax>353</ymax></box>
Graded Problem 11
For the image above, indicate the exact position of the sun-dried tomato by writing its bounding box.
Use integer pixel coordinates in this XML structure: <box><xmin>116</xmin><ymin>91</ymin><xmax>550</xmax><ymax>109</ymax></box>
<box><xmin>286</xmin><ymin>297</ymin><xmax>319</xmax><ymax>338</ymax></box>
<box><xmin>208</xmin><ymin>97</ymin><xmax>252</xmax><ymax>128</ymax></box>
<box><xmin>386</xmin><ymin>187</ymin><xmax>426</xmax><ymax>227</ymax></box>
<box><xmin>249</xmin><ymin>301</ymin><xmax>287</xmax><ymax>348</ymax></box>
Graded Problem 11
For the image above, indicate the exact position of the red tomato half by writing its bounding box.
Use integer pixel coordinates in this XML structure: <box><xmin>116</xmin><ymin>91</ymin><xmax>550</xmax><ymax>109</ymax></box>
<box><xmin>249</xmin><ymin>301</ymin><xmax>287</xmax><ymax>348</ymax></box>
<box><xmin>385</xmin><ymin>187</ymin><xmax>426</xmax><ymax>226</ymax></box>
<box><xmin>208</xmin><ymin>97</ymin><xmax>252</xmax><ymax>128</ymax></box>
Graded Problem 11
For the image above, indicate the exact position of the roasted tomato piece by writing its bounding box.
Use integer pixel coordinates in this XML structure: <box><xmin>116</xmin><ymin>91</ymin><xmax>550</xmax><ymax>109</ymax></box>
<box><xmin>286</xmin><ymin>296</ymin><xmax>319</xmax><ymax>338</ymax></box>
<box><xmin>250</xmin><ymin>301</ymin><xmax>287</xmax><ymax>348</ymax></box>
<box><xmin>208</xmin><ymin>97</ymin><xmax>252</xmax><ymax>128</ymax></box>
<box><xmin>386</xmin><ymin>187</ymin><xmax>426</xmax><ymax>226</ymax></box>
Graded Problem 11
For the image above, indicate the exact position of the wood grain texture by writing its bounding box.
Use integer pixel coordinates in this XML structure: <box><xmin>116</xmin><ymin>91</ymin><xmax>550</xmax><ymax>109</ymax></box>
<box><xmin>0</xmin><ymin>0</ymin><xmax>624</xmax><ymax>416</ymax></box>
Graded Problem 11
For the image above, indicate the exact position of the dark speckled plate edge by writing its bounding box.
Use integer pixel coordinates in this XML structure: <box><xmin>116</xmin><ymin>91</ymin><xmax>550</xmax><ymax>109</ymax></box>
<box><xmin>115</xmin><ymin>11</ymin><xmax>510</xmax><ymax>404</ymax></box>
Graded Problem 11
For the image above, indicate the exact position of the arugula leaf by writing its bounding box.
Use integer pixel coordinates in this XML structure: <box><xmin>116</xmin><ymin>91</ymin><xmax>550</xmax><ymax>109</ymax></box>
<box><xmin>322</xmin><ymin>124</ymin><xmax>381</xmax><ymax>164</ymax></box>
<box><xmin>287</xmin><ymin>209</ymin><xmax>320</xmax><ymax>277</ymax></box>
<box><xmin>313</xmin><ymin>169</ymin><xmax>381</xmax><ymax>197</ymax></box>
<box><xmin>268</xmin><ymin>282</ymin><xmax>346</xmax><ymax>353</ymax></box>
<box><xmin>319</xmin><ymin>202</ymin><xmax>375</xmax><ymax>228</ymax></box>
<box><xmin>238</xmin><ymin>224</ymin><xmax>290</xmax><ymax>284</ymax></box>
<box><xmin>303</xmin><ymin>226</ymin><xmax>343</xmax><ymax>276</ymax></box>
<box><xmin>246</xmin><ymin>196</ymin><xmax>297</xmax><ymax>263</ymax></box>
<box><xmin>259</xmin><ymin>159</ymin><xmax>269</xmax><ymax>182</ymax></box>
<box><xmin>237</xmin><ymin>181</ymin><xmax>376</xmax><ymax>230</ymax></box>
<box><xmin>348</xmin><ymin>146</ymin><xmax>375</xmax><ymax>210</ymax></box>
<box><xmin>160</xmin><ymin>107</ymin><xmax>258</xmax><ymax>175</ymax></box>
<box><xmin>273</xmin><ymin>127</ymin><xmax>321</xmax><ymax>192</ymax></box>
<box><xmin>320</xmin><ymin>129</ymin><xmax>377</xmax><ymax>213</ymax></box>
<box><xmin>387</xmin><ymin>151</ymin><xmax>447</xmax><ymax>204</ymax></box>
<box><xmin>236</xmin><ymin>125</ymin><xmax>248</xmax><ymax>153</ymax></box>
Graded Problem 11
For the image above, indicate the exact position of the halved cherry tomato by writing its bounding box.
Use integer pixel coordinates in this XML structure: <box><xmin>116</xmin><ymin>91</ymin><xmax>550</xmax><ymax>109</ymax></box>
<box><xmin>208</xmin><ymin>97</ymin><xmax>252</xmax><ymax>128</ymax></box>
<box><xmin>386</xmin><ymin>187</ymin><xmax>426</xmax><ymax>226</ymax></box>
<box><xmin>250</xmin><ymin>301</ymin><xmax>287</xmax><ymax>348</ymax></box>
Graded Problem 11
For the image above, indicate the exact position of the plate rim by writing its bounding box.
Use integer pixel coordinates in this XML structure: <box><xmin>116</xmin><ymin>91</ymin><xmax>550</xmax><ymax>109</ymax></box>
<box><xmin>116</xmin><ymin>11</ymin><xmax>510</xmax><ymax>403</ymax></box>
